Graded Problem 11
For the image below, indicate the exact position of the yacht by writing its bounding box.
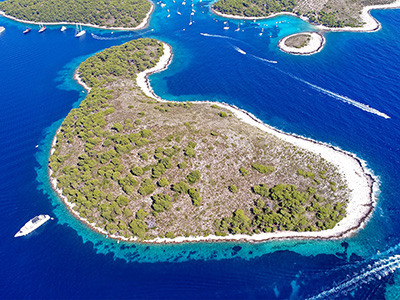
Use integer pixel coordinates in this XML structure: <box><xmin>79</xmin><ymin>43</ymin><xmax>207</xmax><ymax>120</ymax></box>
<box><xmin>75</xmin><ymin>24</ymin><xmax>86</xmax><ymax>37</ymax></box>
<box><xmin>38</xmin><ymin>24</ymin><xmax>46</xmax><ymax>33</ymax></box>
<box><xmin>23</xmin><ymin>27</ymin><xmax>31</xmax><ymax>34</ymax></box>
<box><xmin>14</xmin><ymin>215</ymin><xmax>52</xmax><ymax>237</ymax></box>
<box><xmin>0</xmin><ymin>26</ymin><xmax>5</xmax><ymax>34</ymax></box>
<box><xmin>61</xmin><ymin>26</ymin><xmax>67</xmax><ymax>32</ymax></box>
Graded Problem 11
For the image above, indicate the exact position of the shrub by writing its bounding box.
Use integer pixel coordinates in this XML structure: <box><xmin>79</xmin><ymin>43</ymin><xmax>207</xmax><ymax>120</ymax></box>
<box><xmin>251</xmin><ymin>163</ymin><xmax>274</xmax><ymax>174</ymax></box>
<box><xmin>171</xmin><ymin>181</ymin><xmax>189</xmax><ymax>194</ymax></box>
<box><xmin>158</xmin><ymin>177</ymin><xmax>169</xmax><ymax>187</ymax></box>
<box><xmin>131</xmin><ymin>166</ymin><xmax>144</xmax><ymax>176</ymax></box>
<box><xmin>178</xmin><ymin>162</ymin><xmax>187</xmax><ymax>169</ymax></box>
<box><xmin>252</xmin><ymin>184</ymin><xmax>269</xmax><ymax>197</ymax></box>
<box><xmin>187</xmin><ymin>170</ymin><xmax>201</xmax><ymax>184</ymax></box>
<box><xmin>138</xmin><ymin>178</ymin><xmax>156</xmax><ymax>195</ymax></box>
<box><xmin>151</xmin><ymin>193</ymin><xmax>172</xmax><ymax>212</ymax></box>
<box><xmin>219</xmin><ymin>111</ymin><xmax>227</xmax><ymax>117</ymax></box>
<box><xmin>116</xmin><ymin>195</ymin><xmax>129</xmax><ymax>207</ymax></box>
<box><xmin>228</xmin><ymin>184</ymin><xmax>238</xmax><ymax>193</ymax></box>
<box><xmin>239</xmin><ymin>167</ymin><xmax>249</xmax><ymax>176</ymax></box>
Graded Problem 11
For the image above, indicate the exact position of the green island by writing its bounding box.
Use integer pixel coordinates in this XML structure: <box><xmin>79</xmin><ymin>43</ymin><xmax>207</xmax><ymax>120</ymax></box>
<box><xmin>212</xmin><ymin>0</ymin><xmax>393</xmax><ymax>28</ymax></box>
<box><xmin>49</xmin><ymin>38</ymin><xmax>350</xmax><ymax>241</ymax></box>
<box><xmin>0</xmin><ymin>0</ymin><xmax>151</xmax><ymax>28</ymax></box>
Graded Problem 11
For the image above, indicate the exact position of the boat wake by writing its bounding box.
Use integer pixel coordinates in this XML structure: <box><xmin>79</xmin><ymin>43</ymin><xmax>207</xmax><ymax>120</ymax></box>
<box><xmin>91</xmin><ymin>33</ymin><xmax>134</xmax><ymax>40</ymax></box>
<box><xmin>230</xmin><ymin>44</ymin><xmax>389</xmax><ymax>119</ymax></box>
<box><xmin>250</xmin><ymin>53</ymin><xmax>278</xmax><ymax>64</ymax></box>
<box><xmin>91</xmin><ymin>30</ymin><xmax>152</xmax><ymax>40</ymax></box>
<box><xmin>288</xmin><ymin>74</ymin><xmax>391</xmax><ymax>119</ymax></box>
<box><xmin>232</xmin><ymin>45</ymin><xmax>277</xmax><ymax>64</ymax></box>
<box><xmin>307</xmin><ymin>255</ymin><xmax>400</xmax><ymax>299</ymax></box>
<box><xmin>200</xmin><ymin>32</ymin><xmax>237</xmax><ymax>41</ymax></box>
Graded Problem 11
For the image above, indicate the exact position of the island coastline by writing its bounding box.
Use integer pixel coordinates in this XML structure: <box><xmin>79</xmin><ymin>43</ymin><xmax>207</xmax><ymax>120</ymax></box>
<box><xmin>211</xmin><ymin>0</ymin><xmax>400</xmax><ymax>33</ymax></box>
<box><xmin>49</xmin><ymin>42</ymin><xmax>377</xmax><ymax>244</ymax></box>
<box><xmin>0</xmin><ymin>2</ymin><xmax>154</xmax><ymax>31</ymax></box>
<box><xmin>278</xmin><ymin>32</ymin><xmax>326</xmax><ymax>55</ymax></box>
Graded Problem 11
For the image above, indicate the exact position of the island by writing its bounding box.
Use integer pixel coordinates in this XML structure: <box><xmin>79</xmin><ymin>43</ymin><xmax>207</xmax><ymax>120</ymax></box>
<box><xmin>0</xmin><ymin>0</ymin><xmax>153</xmax><ymax>30</ymax></box>
<box><xmin>48</xmin><ymin>38</ymin><xmax>375</xmax><ymax>243</ymax></box>
<box><xmin>212</xmin><ymin>0</ymin><xmax>400</xmax><ymax>31</ymax></box>
<box><xmin>278</xmin><ymin>32</ymin><xmax>325</xmax><ymax>55</ymax></box>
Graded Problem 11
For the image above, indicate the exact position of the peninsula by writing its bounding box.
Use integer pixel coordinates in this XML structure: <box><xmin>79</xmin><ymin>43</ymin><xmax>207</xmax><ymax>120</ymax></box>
<box><xmin>0</xmin><ymin>0</ymin><xmax>153</xmax><ymax>30</ymax></box>
<box><xmin>49</xmin><ymin>38</ymin><xmax>375</xmax><ymax>243</ymax></box>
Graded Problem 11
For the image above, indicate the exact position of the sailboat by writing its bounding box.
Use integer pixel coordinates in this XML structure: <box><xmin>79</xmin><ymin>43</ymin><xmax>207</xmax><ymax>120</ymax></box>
<box><xmin>75</xmin><ymin>24</ymin><xmax>86</xmax><ymax>37</ymax></box>
<box><xmin>61</xmin><ymin>26</ymin><xmax>67</xmax><ymax>32</ymax></box>
<box><xmin>38</xmin><ymin>23</ymin><xmax>46</xmax><ymax>33</ymax></box>
<box><xmin>177</xmin><ymin>7</ymin><xmax>182</xmax><ymax>15</ymax></box>
<box><xmin>189</xmin><ymin>14</ymin><xmax>193</xmax><ymax>25</ymax></box>
<box><xmin>235</xmin><ymin>23</ymin><xmax>240</xmax><ymax>31</ymax></box>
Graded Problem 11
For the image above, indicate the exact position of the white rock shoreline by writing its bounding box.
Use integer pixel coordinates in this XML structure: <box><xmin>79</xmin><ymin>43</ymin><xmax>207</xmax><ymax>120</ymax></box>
<box><xmin>49</xmin><ymin>42</ymin><xmax>378</xmax><ymax>244</ymax></box>
<box><xmin>0</xmin><ymin>2</ymin><xmax>154</xmax><ymax>31</ymax></box>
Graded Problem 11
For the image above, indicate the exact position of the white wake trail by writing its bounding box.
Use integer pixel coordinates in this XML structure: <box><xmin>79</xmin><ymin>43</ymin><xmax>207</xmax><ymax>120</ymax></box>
<box><xmin>250</xmin><ymin>54</ymin><xmax>278</xmax><ymax>64</ymax></box>
<box><xmin>307</xmin><ymin>255</ymin><xmax>400</xmax><ymax>300</ymax></box>
<box><xmin>289</xmin><ymin>74</ymin><xmax>390</xmax><ymax>119</ymax></box>
<box><xmin>200</xmin><ymin>32</ymin><xmax>237</xmax><ymax>41</ymax></box>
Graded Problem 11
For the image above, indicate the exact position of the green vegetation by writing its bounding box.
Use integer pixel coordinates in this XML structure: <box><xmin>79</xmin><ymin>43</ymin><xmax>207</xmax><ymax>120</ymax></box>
<box><xmin>212</xmin><ymin>0</ymin><xmax>368</xmax><ymax>28</ymax></box>
<box><xmin>213</xmin><ymin>0</ymin><xmax>295</xmax><ymax>17</ymax></box>
<box><xmin>0</xmin><ymin>0</ymin><xmax>152</xmax><ymax>28</ymax></box>
<box><xmin>251</xmin><ymin>163</ymin><xmax>274</xmax><ymax>174</ymax></box>
<box><xmin>49</xmin><ymin>38</ymin><xmax>349</xmax><ymax>241</ymax></box>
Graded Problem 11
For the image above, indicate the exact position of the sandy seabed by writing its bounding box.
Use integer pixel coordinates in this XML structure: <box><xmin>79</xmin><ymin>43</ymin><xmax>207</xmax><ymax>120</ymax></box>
<box><xmin>50</xmin><ymin>42</ymin><xmax>378</xmax><ymax>244</ymax></box>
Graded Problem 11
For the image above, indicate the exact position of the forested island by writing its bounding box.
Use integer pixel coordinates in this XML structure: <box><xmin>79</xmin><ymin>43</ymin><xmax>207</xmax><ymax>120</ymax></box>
<box><xmin>212</xmin><ymin>0</ymin><xmax>395</xmax><ymax>28</ymax></box>
<box><xmin>46</xmin><ymin>38</ymin><xmax>361</xmax><ymax>242</ymax></box>
<box><xmin>0</xmin><ymin>0</ymin><xmax>152</xmax><ymax>28</ymax></box>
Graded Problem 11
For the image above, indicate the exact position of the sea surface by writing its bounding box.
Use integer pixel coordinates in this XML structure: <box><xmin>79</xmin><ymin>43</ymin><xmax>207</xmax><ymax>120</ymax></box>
<box><xmin>1</xmin><ymin>1</ymin><xmax>400</xmax><ymax>298</ymax></box>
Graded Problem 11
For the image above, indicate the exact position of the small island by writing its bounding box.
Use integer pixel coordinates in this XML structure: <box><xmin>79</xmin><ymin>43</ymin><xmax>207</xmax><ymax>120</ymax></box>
<box><xmin>49</xmin><ymin>38</ymin><xmax>375</xmax><ymax>243</ymax></box>
<box><xmin>278</xmin><ymin>32</ymin><xmax>325</xmax><ymax>55</ymax></box>
<box><xmin>212</xmin><ymin>0</ymin><xmax>400</xmax><ymax>31</ymax></box>
<box><xmin>0</xmin><ymin>0</ymin><xmax>153</xmax><ymax>30</ymax></box>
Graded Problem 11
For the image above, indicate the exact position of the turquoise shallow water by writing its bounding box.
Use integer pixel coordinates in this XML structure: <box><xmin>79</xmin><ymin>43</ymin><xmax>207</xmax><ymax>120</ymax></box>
<box><xmin>1</xmin><ymin>1</ymin><xmax>400</xmax><ymax>298</ymax></box>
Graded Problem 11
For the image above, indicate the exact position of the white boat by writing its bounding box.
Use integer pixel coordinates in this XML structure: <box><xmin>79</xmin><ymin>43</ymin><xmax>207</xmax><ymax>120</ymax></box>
<box><xmin>75</xmin><ymin>24</ymin><xmax>86</xmax><ymax>37</ymax></box>
<box><xmin>223</xmin><ymin>26</ymin><xmax>229</xmax><ymax>30</ymax></box>
<box><xmin>38</xmin><ymin>24</ymin><xmax>46</xmax><ymax>33</ymax></box>
<box><xmin>14</xmin><ymin>215</ymin><xmax>52</xmax><ymax>237</ymax></box>
<box><xmin>61</xmin><ymin>26</ymin><xmax>67</xmax><ymax>32</ymax></box>
<box><xmin>160</xmin><ymin>3</ymin><xmax>166</xmax><ymax>7</ymax></box>
<box><xmin>0</xmin><ymin>26</ymin><xmax>5</xmax><ymax>34</ymax></box>
<box><xmin>177</xmin><ymin>8</ymin><xmax>182</xmax><ymax>15</ymax></box>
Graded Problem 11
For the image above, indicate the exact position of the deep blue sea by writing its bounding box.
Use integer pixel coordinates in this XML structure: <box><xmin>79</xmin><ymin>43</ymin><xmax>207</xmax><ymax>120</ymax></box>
<box><xmin>1</xmin><ymin>1</ymin><xmax>400</xmax><ymax>298</ymax></box>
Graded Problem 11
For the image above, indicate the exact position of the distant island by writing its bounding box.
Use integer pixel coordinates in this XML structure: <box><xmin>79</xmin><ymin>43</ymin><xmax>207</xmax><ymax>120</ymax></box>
<box><xmin>48</xmin><ymin>38</ymin><xmax>375</xmax><ymax>243</ymax></box>
<box><xmin>0</xmin><ymin>0</ymin><xmax>153</xmax><ymax>30</ymax></box>
<box><xmin>212</xmin><ymin>0</ymin><xmax>400</xmax><ymax>31</ymax></box>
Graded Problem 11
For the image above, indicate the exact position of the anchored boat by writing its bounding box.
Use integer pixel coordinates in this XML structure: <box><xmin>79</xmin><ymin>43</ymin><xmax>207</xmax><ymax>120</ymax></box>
<box><xmin>14</xmin><ymin>215</ymin><xmax>52</xmax><ymax>237</ymax></box>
